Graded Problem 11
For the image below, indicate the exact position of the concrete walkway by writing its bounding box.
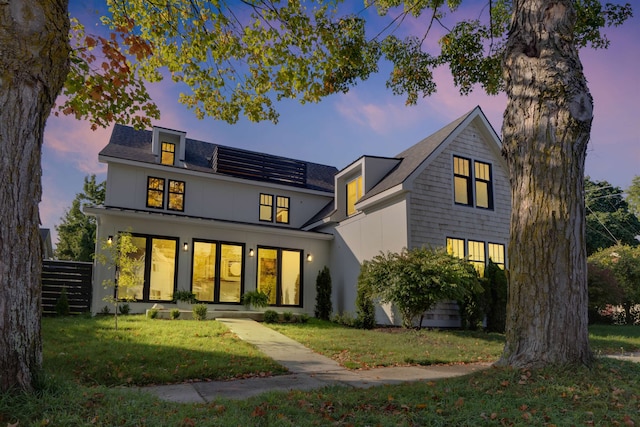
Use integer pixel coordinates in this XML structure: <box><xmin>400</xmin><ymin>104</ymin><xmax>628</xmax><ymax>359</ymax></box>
<box><xmin>141</xmin><ymin>318</ymin><xmax>490</xmax><ymax>403</ymax></box>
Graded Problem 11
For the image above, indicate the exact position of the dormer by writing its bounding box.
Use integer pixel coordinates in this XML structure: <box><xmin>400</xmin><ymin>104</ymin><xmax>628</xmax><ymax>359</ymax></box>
<box><xmin>335</xmin><ymin>156</ymin><xmax>400</xmax><ymax>217</ymax></box>
<box><xmin>152</xmin><ymin>126</ymin><xmax>186</xmax><ymax>167</ymax></box>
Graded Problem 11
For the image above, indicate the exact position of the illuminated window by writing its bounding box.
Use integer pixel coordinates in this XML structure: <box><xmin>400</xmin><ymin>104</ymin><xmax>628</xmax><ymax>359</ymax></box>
<box><xmin>191</xmin><ymin>241</ymin><xmax>243</xmax><ymax>303</ymax></box>
<box><xmin>259</xmin><ymin>194</ymin><xmax>273</xmax><ymax>221</ymax></box>
<box><xmin>347</xmin><ymin>175</ymin><xmax>363</xmax><ymax>216</ymax></box>
<box><xmin>468</xmin><ymin>240</ymin><xmax>486</xmax><ymax>276</ymax></box>
<box><xmin>488</xmin><ymin>243</ymin><xmax>506</xmax><ymax>269</ymax></box>
<box><xmin>446</xmin><ymin>237</ymin><xmax>466</xmax><ymax>260</ymax></box>
<box><xmin>146</xmin><ymin>177</ymin><xmax>164</xmax><ymax>209</ymax></box>
<box><xmin>475</xmin><ymin>161</ymin><xmax>493</xmax><ymax>209</ymax></box>
<box><xmin>256</xmin><ymin>247</ymin><xmax>302</xmax><ymax>306</ymax></box>
<box><xmin>276</xmin><ymin>196</ymin><xmax>289</xmax><ymax>224</ymax></box>
<box><xmin>454</xmin><ymin>156</ymin><xmax>472</xmax><ymax>206</ymax></box>
<box><xmin>161</xmin><ymin>142</ymin><xmax>175</xmax><ymax>165</ymax></box>
<box><xmin>168</xmin><ymin>180</ymin><xmax>185</xmax><ymax>211</ymax></box>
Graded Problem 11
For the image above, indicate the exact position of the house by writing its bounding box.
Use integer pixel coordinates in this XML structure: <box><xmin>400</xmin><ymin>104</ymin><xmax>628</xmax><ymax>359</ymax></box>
<box><xmin>86</xmin><ymin>106</ymin><xmax>510</xmax><ymax>326</ymax></box>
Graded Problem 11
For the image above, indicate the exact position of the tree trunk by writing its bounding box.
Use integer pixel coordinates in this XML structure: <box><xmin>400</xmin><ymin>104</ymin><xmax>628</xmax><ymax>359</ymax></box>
<box><xmin>498</xmin><ymin>0</ymin><xmax>593</xmax><ymax>368</ymax></box>
<box><xmin>0</xmin><ymin>0</ymin><xmax>69</xmax><ymax>392</ymax></box>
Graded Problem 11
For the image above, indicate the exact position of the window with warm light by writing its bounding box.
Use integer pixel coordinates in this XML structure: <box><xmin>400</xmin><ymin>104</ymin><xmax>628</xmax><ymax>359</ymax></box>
<box><xmin>446</xmin><ymin>237</ymin><xmax>506</xmax><ymax>276</ymax></box>
<box><xmin>161</xmin><ymin>142</ymin><xmax>175</xmax><ymax>165</ymax></box>
<box><xmin>346</xmin><ymin>175</ymin><xmax>363</xmax><ymax>216</ymax></box>
<box><xmin>168</xmin><ymin>179</ymin><xmax>185</xmax><ymax>211</ymax></box>
<box><xmin>191</xmin><ymin>240</ymin><xmax>243</xmax><ymax>303</ymax></box>
<box><xmin>259</xmin><ymin>194</ymin><xmax>273</xmax><ymax>221</ymax></box>
<box><xmin>256</xmin><ymin>247</ymin><xmax>302</xmax><ymax>306</ymax></box>
<box><xmin>453</xmin><ymin>156</ymin><xmax>494</xmax><ymax>210</ymax></box>
<box><xmin>276</xmin><ymin>196</ymin><xmax>289</xmax><ymax>224</ymax></box>
<box><xmin>147</xmin><ymin>177</ymin><xmax>164</xmax><ymax>209</ymax></box>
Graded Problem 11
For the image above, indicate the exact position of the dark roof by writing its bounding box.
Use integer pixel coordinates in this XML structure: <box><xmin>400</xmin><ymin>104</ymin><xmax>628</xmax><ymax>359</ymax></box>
<box><xmin>359</xmin><ymin>107</ymin><xmax>481</xmax><ymax>202</ymax></box>
<box><xmin>100</xmin><ymin>124</ymin><xmax>337</xmax><ymax>192</ymax></box>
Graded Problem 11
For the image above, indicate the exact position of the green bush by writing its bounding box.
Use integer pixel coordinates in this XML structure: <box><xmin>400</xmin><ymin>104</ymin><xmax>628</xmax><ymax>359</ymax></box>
<box><xmin>99</xmin><ymin>305</ymin><xmax>111</xmax><ymax>315</ymax></box>
<box><xmin>55</xmin><ymin>287</ymin><xmax>70</xmax><ymax>317</ymax></box>
<box><xmin>297</xmin><ymin>313</ymin><xmax>310</xmax><ymax>323</ymax></box>
<box><xmin>332</xmin><ymin>311</ymin><xmax>356</xmax><ymax>327</ymax></box>
<box><xmin>192</xmin><ymin>304</ymin><xmax>208</xmax><ymax>320</ymax></box>
<box><xmin>241</xmin><ymin>290</ymin><xmax>269</xmax><ymax>309</ymax></box>
<box><xmin>170</xmin><ymin>308</ymin><xmax>181</xmax><ymax>320</ymax></box>
<box><xmin>483</xmin><ymin>260</ymin><xmax>508</xmax><ymax>332</ymax></box>
<box><xmin>282</xmin><ymin>311</ymin><xmax>293</xmax><ymax>322</ymax></box>
<box><xmin>355</xmin><ymin>272</ymin><xmax>376</xmax><ymax>329</ymax></box>
<box><xmin>263</xmin><ymin>310</ymin><xmax>279</xmax><ymax>323</ymax></box>
<box><xmin>314</xmin><ymin>266</ymin><xmax>332</xmax><ymax>320</ymax></box>
<box><xmin>172</xmin><ymin>289</ymin><xmax>197</xmax><ymax>303</ymax></box>
<box><xmin>147</xmin><ymin>308</ymin><xmax>158</xmax><ymax>319</ymax></box>
<box><xmin>359</xmin><ymin>247</ymin><xmax>480</xmax><ymax>329</ymax></box>
<box><xmin>118</xmin><ymin>303</ymin><xmax>131</xmax><ymax>315</ymax></box>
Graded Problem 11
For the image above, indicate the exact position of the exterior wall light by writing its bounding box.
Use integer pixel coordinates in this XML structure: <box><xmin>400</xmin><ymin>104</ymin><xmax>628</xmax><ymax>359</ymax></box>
<box><xmin>249</xmin><ymin>248</ymin><xmax>255</xmax><ymax>257</ymax></box>
<box><xmin>183</xmin><ymin>242</ymin><xmax>189</xmax><ymax>252</ymax></box>
<box><xmin>107</xmin><ymin>236</ymin><xmax>113</xmax><ymax>245</ymax></box>
<box><xmin>306</xmin><ymin>253</ymin><xmax>313</xmax><ymax>262</ymax></box>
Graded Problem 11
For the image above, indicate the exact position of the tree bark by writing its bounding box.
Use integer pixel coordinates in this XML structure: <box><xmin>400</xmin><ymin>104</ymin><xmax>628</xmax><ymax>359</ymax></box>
<box><xmin>498</xmin><ymin>0</ymin><xmax>593</xmax><ymax>368</ymax></box>
<box><xmin>0</xmin><ymin>0</ymin><xmax>69</xmax><ymax>392</ymax></box>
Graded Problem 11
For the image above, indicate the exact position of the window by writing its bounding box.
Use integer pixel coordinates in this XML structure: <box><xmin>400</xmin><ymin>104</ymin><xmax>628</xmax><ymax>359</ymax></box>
<box><xmin>488</xmin><ymin>243</ymin><xmax>506</xmax><ymax>269</ymax></box>
<box><xmin>453</xmin><ymin>156</ymin><xmax>494</xmax><ymax>209</ymax></box>
<box><xmin>259</xmin><ymin>194</ymin><xmax>273</xmax><ymax>221</ymax></box>
<box><xmin>276</xmin><ymin>196</ymin><xmax>289</xmax><ymax>224</ymax></box>
<box><xmin>118</xmin><ymin>234</ymin><xmax>177</xmax><ymax>302</ymax></box>
<box><xmin>256</xmin><ymin>247</ymin><xmax>302</xmax><ymax>306</ymax></box>
<box><xmin>168</xmin><ymin>180</ymin><xmax>185</xmax><ymax>211</ymax></box>
<box><xmin>475</xmin><ymin>161</ymin><xmax>493</xmax><ymax>209</ymax></box>
<box><xmin>161</xmin><ymin>142</ymin><xmax>175</xmax><ymax>165</ymax></box>
<box><xmin>468</xmin><ymin>240</ymin><xmax>486</xmax><ymax>276</ymax></box>
<box><xmin>191</xmin><ymin>240</ymin><xmax>243</xmax><ymax>303</ymax></box>
<box><xmin>147</xmin><ymin>177</ymin><xmax>164</xmax><ymax>209</ymax></box>
<box><xmin>346</xmin><ymin>175</ymin><xmax>363</xmax><ymax>216</ymax></box>
<box><xmin>446</xmin><ymin>237</ymin><xmax>465</xmax><ymax>260</ymax></box>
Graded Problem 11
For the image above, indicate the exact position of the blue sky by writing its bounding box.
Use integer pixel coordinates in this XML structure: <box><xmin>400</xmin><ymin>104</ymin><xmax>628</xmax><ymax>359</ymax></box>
<box><xmin>41</xmin><ymin>1</ymin><xmax>640</xmax><ymax>246</ymax></box>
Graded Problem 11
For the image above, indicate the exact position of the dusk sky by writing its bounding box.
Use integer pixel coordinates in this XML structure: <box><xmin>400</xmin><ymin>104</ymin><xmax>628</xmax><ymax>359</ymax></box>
<box><xmin>41</xmin><ymin>1</ymin><xmax>640</xmax><ymax>246</ymax></box>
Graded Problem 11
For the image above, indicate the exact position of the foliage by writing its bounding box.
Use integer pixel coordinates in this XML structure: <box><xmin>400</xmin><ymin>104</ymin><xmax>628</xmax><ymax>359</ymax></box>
<box><xmin>355</xmin><ymin>271</ymin><xmax>376</xmax><ymax>329</ymax></box>
<box><xmin>191</xmin><ymin>304</ymin><xmax>208</xmax><ymax>321</ymax></box>
<box><xmin>314</xmin><ymin>266</ymin><xmax>332</xmax><ymax>320</ymax></box>
<box><xmin>483</xmin><ymin>261</ymin><xmax>508</xmax><ymax>333</ymax></box>
<box><xmin>54</xmin><ymin>175</ymin><xmax>105</xmax><ymax>262</ymax></box>
<box><xmin>118</xmin><ymin>303</ymin><xmax>130</xmax><ymax>315</ymax></box>
<box><xmin>263</xmin><ymin>310</ymin><xmax>279</xmax><ymax>324</ymax></box>
<box><xmin>146</xmin><ymin>308</ymin><xmax>158</xmax><ymax>319</ymax></box>
<box><xmin>359</xmin><ymin>247</ymin><xmax>480</xmax><ymax>328</ymax></box>
<box><xmin>96</xmin><ymin>231</ymin><xmax>143</xmax><ymax>331</ymax></box>
<box><xmin>589</xmin><ymin>244</ymin><xmax>640</xmax><ymax>324</ymax></box>
<box><xmin>297</xmin><ymin>313</ymin><xmax>310</xmax><ymax>323</ymax></box>
<box><xmin>241</xmin><ymin>290</ymin><xmax>269</xmax><ymax>309</ymax></box>
<box><xmin>172</xmin><ymin>289</ymin><xmax>197</xmax><ymax>303</ymax></box>
<box><xmin>55</xmin><ymin>287</ymin><xmax>70</xmax><ymax>317</ymax></box>
<box><xmin>627</xmin><ymin>175</ymin><xmax>640</xmax><ymax>218</ymax></box>
<box><xmin>587</xmin><ymin>262</ymin><xmax>625</xmax><ymax>324</ymax></box>
<box><xmin>457</xmin><ymin>282</ymin><xmax>488</xmax><ymax>331</ymax></box>
<box><xmin>332</xmin><ymin>311</ymin><xmax>357</xmax><ymax>328</ymax></box>
<box><xmin>585</xmin><ymin>177</ymin><xmax>640</xmax><ymax>255</ymax></box>
<box><xmin>282</xmin><ymin>311</ymin><xmax>293</xmax><ymax>322</ymax></box>
<box><xmin>169</xmin><ymin>309</ymin><xmax>180</xmax><ymax>320</ymax></box>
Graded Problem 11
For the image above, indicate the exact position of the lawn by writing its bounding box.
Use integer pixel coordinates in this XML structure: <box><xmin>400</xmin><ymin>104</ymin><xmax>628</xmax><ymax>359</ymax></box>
<box><xmin>1</xmin><ymin>316</ymin><xmax>639</xmax><ymax>426</ymax></box>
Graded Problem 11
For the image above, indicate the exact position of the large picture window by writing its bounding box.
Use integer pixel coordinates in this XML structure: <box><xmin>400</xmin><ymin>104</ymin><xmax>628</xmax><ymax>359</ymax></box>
<box><xmin>147</xmin><ymin>177</ymin><xmax>165</xmax><ymax>209</ymax></box>
<box><xmin>256</xmin><ymin>247</ymin><xmax>302</xmax><ymax>306</ymax></box>
<box><xmin>453</xmin><ymin>156</ymin><xmax>494</xmax><ymax>210</ymax></box>
<box><xmin>191</xmin><ymin>240</ymin><xmax>243</xmax><ymax>303</ymax></box>
<box><xmin>118</xmin><ymin>234</ymin><xmax>177</xmax><ymax>302</ymax></box>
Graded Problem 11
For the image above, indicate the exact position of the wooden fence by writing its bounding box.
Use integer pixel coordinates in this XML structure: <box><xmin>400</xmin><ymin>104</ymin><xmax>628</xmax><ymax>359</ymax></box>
<box><xmin>42</xmin><ymin>260</ymin><xmax>93</xmax><ymax>315</ymax></box>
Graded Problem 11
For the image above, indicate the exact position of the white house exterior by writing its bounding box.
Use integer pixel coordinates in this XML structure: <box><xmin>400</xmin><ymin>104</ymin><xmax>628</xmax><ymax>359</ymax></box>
<box><xmin>87</xmin><ymin>106</ymin><xmax>510</xmax><ymax>326</ymax></box>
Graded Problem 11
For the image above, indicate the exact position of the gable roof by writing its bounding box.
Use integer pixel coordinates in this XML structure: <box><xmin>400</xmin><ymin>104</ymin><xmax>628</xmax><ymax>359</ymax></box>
<box><xmin>358</xmin><ymin>106</ymin><xmax>501</xmax><ymax>204</ymax></box>
<box><xmin>100</xmin><ymin>124</ymin><xmax>338</xmax><ymax>193</ymax></box>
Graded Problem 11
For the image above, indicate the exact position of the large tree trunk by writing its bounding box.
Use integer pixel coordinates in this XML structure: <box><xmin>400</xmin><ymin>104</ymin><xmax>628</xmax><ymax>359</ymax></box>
<box><xmin>0</xmin><ymin>0</ymin><xmax>69</xmax><ymax>392</ymax></box>
<box><xmin>499</xmin><ymin>0</ymin><xmax>593</xmax><ymax>368</ymax></box>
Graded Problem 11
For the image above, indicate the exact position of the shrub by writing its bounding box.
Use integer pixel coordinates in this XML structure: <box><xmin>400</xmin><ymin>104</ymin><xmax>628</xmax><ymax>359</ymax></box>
<box><xmin>282</xmin><ymin>311</ymin><xmax>293</xmax><ymax>322</ymax></box>
<box><xmin>170</xmin><ymin>308</ymin><xmax>181</xmax><ymax>320</ymax></box>
<box><xmin>99</xmin><ymin>305</ymin><xmax>111</xmax><ymax>315</ymax></box>
<box><xmin>241</xmin><ymin>290</ymin><xmax>269</xmax><ymax>309</ymax></box>
<box><xmin>332</xmin><ymin>311</ymin><xmax>356</xmax><ymax>327</ymax></box>
<box><xmin>118</xmin><ymin>303</ymin><xmax>131</xmax><ymax>315</ymax></box>
<box><xmin>483</xmin><ymin>261</ymin><xmax>508</xmax><ymax>332</ymax></box>
<box><xmin>173</xmin><ymin>289</ymin><xmax>197</xmax><ymax>303</ymax></box>
<box><xmin>192</xmin><ymin>304</ymin><xmax>208</xmax><ymax>320</ymax></box>
<box><xmin>147</xmin><ymin>308</ymin><xmax>158</xmax><ymax>319</ymax></box>
<box><xmin>55</xmin><ymin>287</ymin><xmax>70</xmax><ymax>317</ymax></box>
<box><xmin>355</xmin><ymin>272</ymin><xmax>376</xmax><ymax>329</ymax></box>
<box><xmin>314</xmin><ymin>266</ymin><xmax>332</xmax><ymax>320</ymax></box>
<box><xmin>297</xmin><ymin>313</ymin><xmax>310</xmax><ymax>323</ymax></box>
<box><xmin>263</xmin><ymin>310</ymin><xmax>279</xmax><ymax>323</ymax></box>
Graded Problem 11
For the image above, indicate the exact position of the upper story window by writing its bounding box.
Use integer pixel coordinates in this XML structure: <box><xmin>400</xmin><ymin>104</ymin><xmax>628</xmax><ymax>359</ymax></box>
<box><xmin>168</xmin><ymin>180</ymin><xmax>185</xmax><ymax>211</ymax></box>
<box><xmin>161</xmin><ymin>142</ymin><xmax>175</xmax><ymax>165</ymax></box>
<box><xmin>147</xmin><ymin>177</ymin><xmax>165</xmax><ymax>209</ymax></box>
<box><xmin>260</xmin><ymin>194</ymin><xmax>273</xmax><ymax>222</ymax></box>
<box><xmin>276</xmin><ymin>196</ymin><xmax>290</xmax><ymax>224</ymax></box>
<box><xmin>453</xmin><ymin>156</ymin><xmax>493</xmax><ymax>209</ymax></box>
<box><xmin>346</xmin><ymin>175</ymin><xmax>363</xmax><ymax>216</ymax></box>
<box><xmin>260</xmin><ymin>194</ymin><xmax>290</xmax><ymax>224</ymax></box>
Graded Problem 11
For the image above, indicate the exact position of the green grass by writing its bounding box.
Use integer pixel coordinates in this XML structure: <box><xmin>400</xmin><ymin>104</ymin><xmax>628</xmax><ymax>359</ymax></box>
<box><xmin>1</xmin><ymin>317</ymin><xmax>638</xmax><ymax>426</ymax></box>
<box><xmin>2</xmin><ymin>358</ymin><xmax>639</xmax><ymax>426</ymax></box>
<box><xmin>267</xmin><ymin>319</ymin><xmax>503</xmax><ymax>368</ymax></box>
<box><xmin>42</xmin><ymin>315</ymin><xmax>287</xmax><ymax>386</ymax></box>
